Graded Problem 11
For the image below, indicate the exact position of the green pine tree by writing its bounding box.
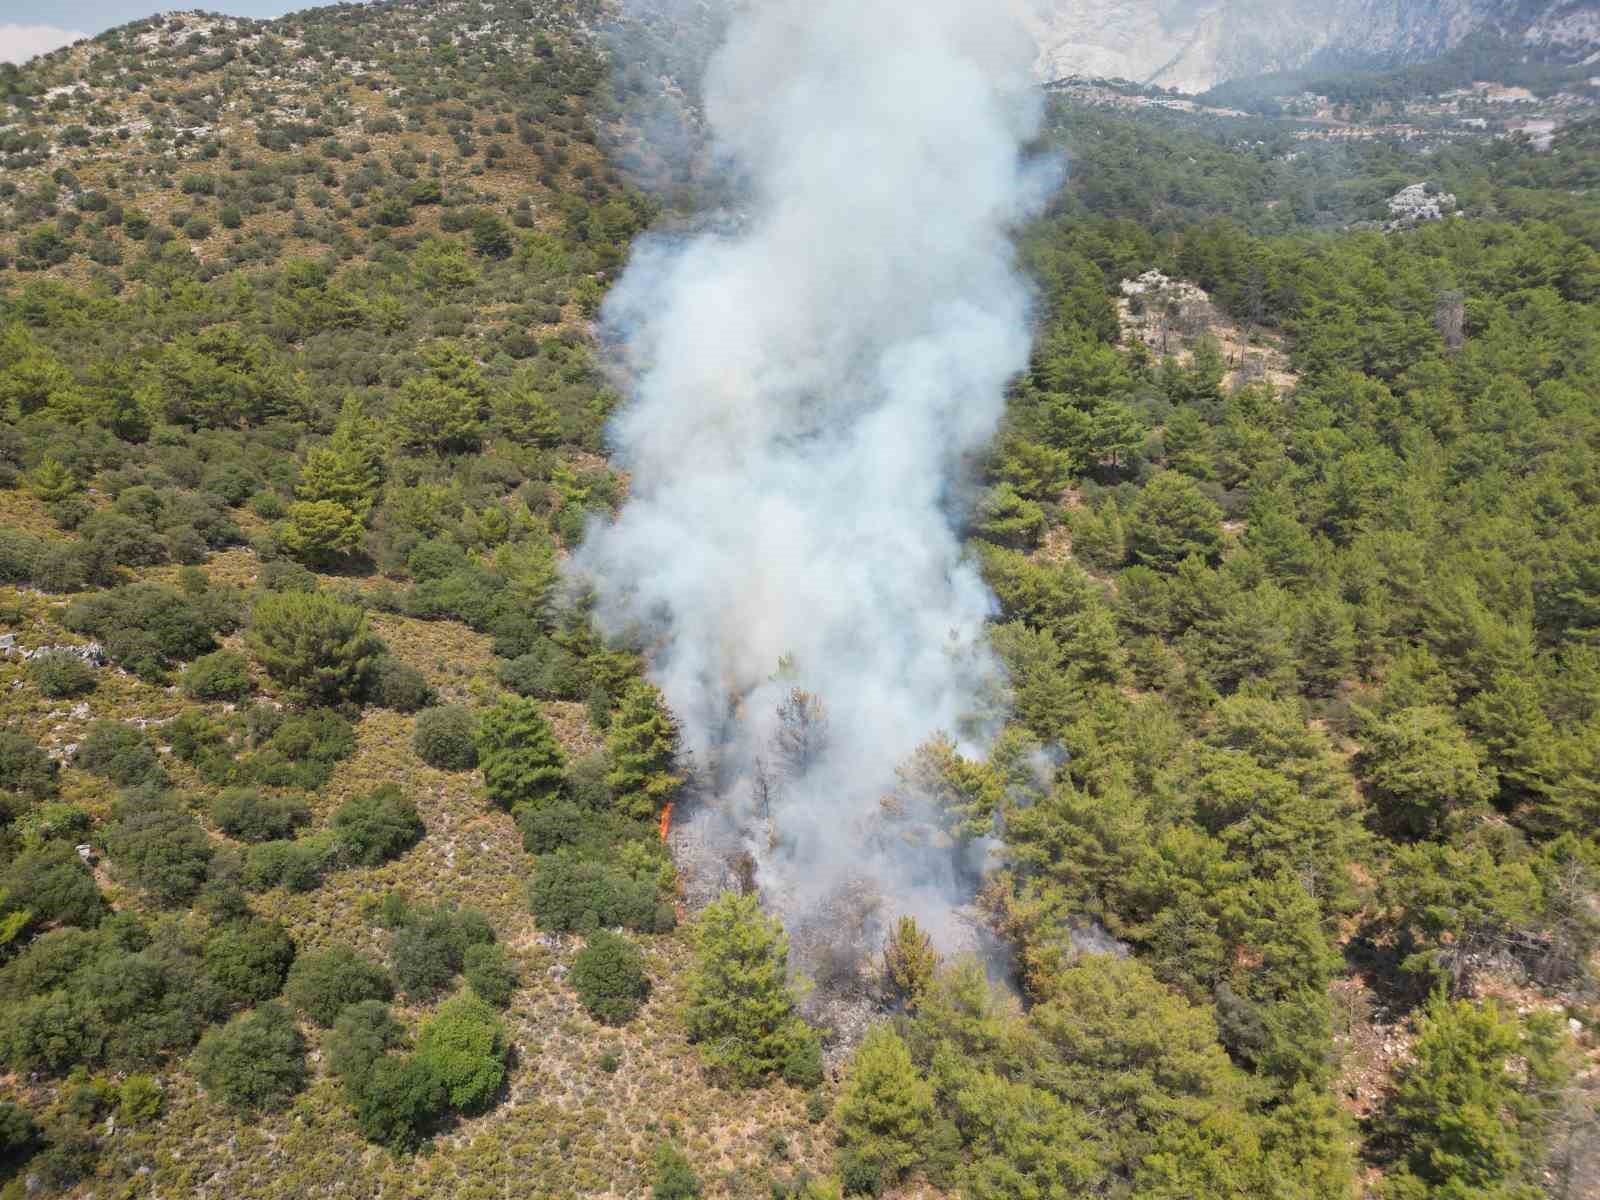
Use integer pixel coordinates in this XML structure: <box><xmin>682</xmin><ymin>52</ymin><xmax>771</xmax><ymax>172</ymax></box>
<box><xmin>684</xmin><ymin>892</ymin><xmax>813</xmax><ymax>1087</ymax></box>
<box><xmin>476</xmin><ymin>695</ymin><xmax>566</xmax><ymax>812</ymax></box>
<box><xmin>835</xmin><ymin>1024</ymin><xmax>935</xmax><ymax>1179</ymax></box>
<box><xmin>604</xmin><ymin>679</ymin><xmax>684</xmax><ymax>821</ymax></box>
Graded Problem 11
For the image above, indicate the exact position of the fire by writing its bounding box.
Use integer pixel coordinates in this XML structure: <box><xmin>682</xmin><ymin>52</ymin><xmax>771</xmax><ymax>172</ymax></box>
<box><xmin>658</xmin><ymin>800</ymin><xmax>674</xmax><ymax>842</ymax></box>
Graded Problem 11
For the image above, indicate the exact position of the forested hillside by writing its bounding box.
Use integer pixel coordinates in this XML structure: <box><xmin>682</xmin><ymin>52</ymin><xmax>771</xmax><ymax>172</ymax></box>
<box><xmin>0</xmin><ymin>3</ymin><xmax>1597</xmax><ymax>1199</ymax></box>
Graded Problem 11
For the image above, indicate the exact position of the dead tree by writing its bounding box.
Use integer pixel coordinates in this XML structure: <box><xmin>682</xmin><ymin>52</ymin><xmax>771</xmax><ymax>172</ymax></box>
<box><xmin>773</xmin><ymin>687</ymin><xmax>828</xmax><ymax>780</ymax></box>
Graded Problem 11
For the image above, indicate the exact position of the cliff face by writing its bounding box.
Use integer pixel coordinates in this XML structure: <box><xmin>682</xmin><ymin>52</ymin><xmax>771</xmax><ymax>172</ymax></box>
<box><xmin>1015</xmin><ymin>0</ymin><xmax>1600</xmax><ymax>91</ymax></box>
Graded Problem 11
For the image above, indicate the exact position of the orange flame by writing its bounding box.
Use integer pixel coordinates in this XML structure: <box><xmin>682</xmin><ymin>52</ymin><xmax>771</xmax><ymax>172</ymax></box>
<box><xmin>658</xmin><ymin>800</ymin><xmax>674</xmax><ymax>843</ymax></box>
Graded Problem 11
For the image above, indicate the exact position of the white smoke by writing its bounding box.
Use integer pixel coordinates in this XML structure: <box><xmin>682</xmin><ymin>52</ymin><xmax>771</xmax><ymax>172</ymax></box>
<box><xmin>578</xmin><ymin>0</ymin><xmax>1054</xmax><ymax>950</ymax></box>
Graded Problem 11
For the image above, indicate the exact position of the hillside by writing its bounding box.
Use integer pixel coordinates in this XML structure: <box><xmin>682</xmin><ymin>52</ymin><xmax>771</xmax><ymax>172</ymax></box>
<box><xmin>0</xmin><ymin>3</ymin><xmax>1599</xmax><ymax>1200</ymax></box>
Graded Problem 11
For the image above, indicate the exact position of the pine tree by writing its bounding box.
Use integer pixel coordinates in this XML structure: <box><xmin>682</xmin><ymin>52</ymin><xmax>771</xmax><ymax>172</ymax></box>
<box><xmin>834</xmin><ymin>1024</ymin><xmax>934</xmax><ymax>1178</ymax></box>
<box><xmin>1463</xmin><ymin>670</ymin><xmax>1558</xmax><ymax>814</ymax></box>
<box><xmin>297</xmin><ymin>397</ymin><xmax>384</xmax><ymax>517</ymax></box>
<box><xmin>29</xmin><ymin>457</ymin><xmax>78</xmax><ymax>504</ymax></box>
<box><xmin>1356</xmin><ymin>705</ymin><xmax>1497</xmax><ymax>839</ymax></box>
<box><xmin>882</xmin><ymin>915</ymin><xmax>941</xmax><ymax>1008</ymax></box>
<box><xmin>604</xmin><ymin>679</ymin><xmax>683</xmax><ymax>821</ymax></box>
<box><xmin>278</xmin><ymin>499</ymin><xmax>366</xmax><ymax>565</ymax></box>
<box><xmin>1295</xmin><ymin>590</ymin><xmax>1356</xmax><ymax>697</ymax></box>
<box><xmin>1127</xmin><ymin>471</ymin><xmax>1224</xmax><ymax>570</ymax></box>
<box><xmin>684</xmin><ymin>892</ymin><xmax>813</xmax><ymax>1086</ymax></box>
<box><xmin>476</xmin><ymin>695</ymin><xmax>566</xmax><ymax>812</ymax></box>
<box><xmin>1385</xmin><ymin>994</ymin><xmax>1571</xmax><ymax>1196</ymax></box>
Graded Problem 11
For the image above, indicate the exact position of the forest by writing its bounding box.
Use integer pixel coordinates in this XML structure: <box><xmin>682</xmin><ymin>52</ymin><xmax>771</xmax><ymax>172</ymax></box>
<box><xmin>0</xmin><ymin>2</ymin><xmax>1597</xmax><ymax>1198</ymax></box>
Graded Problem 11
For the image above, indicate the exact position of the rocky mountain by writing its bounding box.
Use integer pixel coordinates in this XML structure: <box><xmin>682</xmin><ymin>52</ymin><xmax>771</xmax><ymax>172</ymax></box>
<box><xmin>1016</xmin><ymin>0</ymin><xmax>1600</xmax><ymax>92</ymax></box>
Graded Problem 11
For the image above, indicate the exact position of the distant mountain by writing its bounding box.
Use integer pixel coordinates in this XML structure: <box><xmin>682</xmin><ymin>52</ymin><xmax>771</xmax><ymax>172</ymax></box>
<box><xmin>1015</xmin><ymin>0</ymin><xmax>1600</xmax><ymax>92</ymax></box>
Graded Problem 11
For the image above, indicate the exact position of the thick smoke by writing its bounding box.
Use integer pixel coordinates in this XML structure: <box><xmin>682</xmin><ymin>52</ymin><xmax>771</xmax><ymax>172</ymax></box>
<box><xmin>578</xmin><ymin>0</ymin><xmax>1053</xmax><ymax>955</ymax></box>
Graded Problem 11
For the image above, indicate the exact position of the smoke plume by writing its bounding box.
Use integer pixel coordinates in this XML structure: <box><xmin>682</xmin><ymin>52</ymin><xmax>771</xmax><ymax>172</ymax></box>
<box><xmin>578</xmin><ymin>0</ymin><xmax>1053</xmax><ymax>955</ymax></box>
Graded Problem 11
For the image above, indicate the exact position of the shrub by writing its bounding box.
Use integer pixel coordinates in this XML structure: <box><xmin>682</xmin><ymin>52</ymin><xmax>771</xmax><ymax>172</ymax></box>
<box><xmin>415</xmin><ymin>992</ymin><xmax>506</xmax><ymax>1112</ymax></box>
<box><xmin>413</xmin><ymin>704</ymin><xmax>478</xmax><ymax>770</ymax></box>
<box><xmin>75</xmin><ymin>721</ymin><xmax>163</xmax><ymax>787</ymax></box>
<box><xmin>246</xmin><ymin>708</ymin><xmax>355</xmax><ymax>789</ymax></box>
<box><xmin>103</xmin><ymin>788</ymin><xmax>213</xmax><ymax>905</ymax></box>
<box><xmin>285</xmin><ymin>946</ymin><xmax>393</xmax><ymax>1026</ymax></box>
<box><xmin>0</xmin><ymin>728</ymin><xmax>59</xmax><ymax>800</ymax></box>
<box><xmin>570</xmin><ymin>930</ymin><xmax>650</xmax><ymax>1025</ymax></box>
<box><xmin>389</xmin><ymin>903</ymin><xmax>494</xmax><ymax>999</ymax></box>
<box><xmin>243</xmin><ymin>837</ymin><xmax>332</xmax><ymax>893</ymax></box>
<box><xmin>370</xmin><ymin>657</ymin><xmax>434</xmax><ymax>712</ymax></box>
<box><xmin>62</xmin><ymin>583</ymin><xmax>221</xmax><ymax>677</ymax></box>
<box><xmin>117</xmin><ymin>1075</ymin><xmax>163</xmax><ymax>1123</ymax></box>
<box><xmin>516</xmin><ymin>798</ymin><xmax>590</xmax><ymax>854</ymax></box>
<box><xmin>527</xmin><ymin>847</ymin><xmax>673</xmax><ymax>934</ymax></box>
<box><xmin>27</xmin><ymin>650</ymin><xmax>97</xmax><ymax>699</ymax></box>
<box><xmin>477</xmin><ymin>695</ymin><xmax>564</xmax><ymax>810</ymax></box>
<box><xmin>0</xmin><ymin>844</ymin><xmax>104</xmax><ymax>933</ymax></box>
<box><xmin>192</xmin><ymin>1002</ymin><xmax>306</xmax><ymax>1111</ymax></box>
<box><xmin>210</xmin><ymin>788</ymin><xmax>309</xmax><ymax>842</ymax></box>
<box><xmin>246</xmin><ymin>591</ymin><xmax>383</xmax><ymax>706</ymax></box>
<box><xmin>353</xmin><ymin>1053</ymin><xmax>447</xmax><ymax>1151</ymax></box>
<box><xmin>462</xmin><ymin>942</ymin><xmax>518</xmax><ymax>1008</ymax></box>
<box><xmin>325</xmin><ymin>999</ymin><xmax>403</xmax><ymax>1084</ymax></box>
<box><xmin>181</xmin><ymin>649</ymin><xmax>253</xmax><ymax>700</ymax></box>
<box><xmin>203</xmin><ymin>917</ymin><xmax>296</xmax><ymax>1005</ymax></box>
<box><xmin>651</xmin><ymin>1143</ymin><xmax>704</xmax><ymax>1200</ymax></box>
<box><xmin>0</xmin><ymin>1100</ymin><xmax>41</xmax><ymax>1171</ymax></box>
<box><xmin>332</xmin><ymin>784</ymin><xmax>424</xmax><ymax>866</ymax></box>
<box><xmin>497</xmin><ymin>637</ymin><xmax>583</xmax><ymax>699</ymax></box>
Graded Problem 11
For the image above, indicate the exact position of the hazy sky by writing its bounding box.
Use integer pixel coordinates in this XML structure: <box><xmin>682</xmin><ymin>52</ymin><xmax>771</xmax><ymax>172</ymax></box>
<box><xmin>1</xmin><ymin>2</ymin><xmax>318</xmax><ymax>63</ymax></box>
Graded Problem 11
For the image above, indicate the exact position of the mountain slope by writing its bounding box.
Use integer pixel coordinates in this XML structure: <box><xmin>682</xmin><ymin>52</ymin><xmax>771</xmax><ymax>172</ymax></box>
<box><xmin>1018</xmin><ymin>0</ymin><xmax>1600</xmax><ymax>91</ymax></box>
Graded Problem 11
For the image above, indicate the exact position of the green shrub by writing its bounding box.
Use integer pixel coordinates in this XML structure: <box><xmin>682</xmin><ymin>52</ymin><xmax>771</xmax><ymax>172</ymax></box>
<box><xmin>181</xmin><ymin>649</ymin><xmax>253</xmax><ymax>700</ymax></box>
<box><xmin>353</xmin><ymin>1053</ymin><xmax>447</xmax><ymax>1151</ymax></box>
<box><xmin>570</xmin><ymin>931</ymin><xmax>650</xmax><ymax>1025</ymax></box>
<box><xmin>651</xmin><ymin>1143</ymin><xmax>704</xmax><ymax>1200</ymax></box>
<box><xmin>285</xmin><ymin>946</ymin><xmax>393</xmax><ymax>1026</ymax></box>
<box><xmin>412</xmin><ymin>705</ymin><xmax>479</xmax><ymax>770</ymax></box>
<box><xmin>75</xmin><ymin>721</ymin><xmax>163</xmax><ymax>787</ymax></box>
<box><xmin>12</xmin><ymin>801</ymin><xmax>90</xmax><ymax>847</ymax></box>
<box><xmin>243</xmin><ymin>837</ymin><xmax>332</xmax><ymax>893</ymax></box>
<box><xmin>415</xmin><ymin>991</ymin><xmax>506</xmax><ymax>1112</ymax></box>
<box><xmin>0</xmin><ymin>728</ymin><xmax>59</xmax><ymax>800</ymax></box>
<box><xmin>516</xmin><ymin>798</ymin><xmax>590</xmax><ymax>854</ymax></box>
<box><xmin>325</xmin><ymin>999</ymin><xmax>404</xmax><ymax>1084</ymax></box>
<box><xmin>0</xmin><ymin>843</ymin><xmax>104</xmax><ymax>933</ymax></box>
<box><xmin>389</xmin><ymin>903</ymin><xmax>494</xmax><ymax>999</ymax></box>
<box><xmin>246</xmin><ymin>591</ymin><xmax>383</xmax><ymax>706</ymax></box>
<box><xmin>244</xmin><ymin>707</ymin><xmax>356</xmax><ymax>790</ymax></box>
<box><xmin>210</xmin><ymin>788</ymin><xmax>309</xmax><ymax>842</ymax></box>
<box><xmin>332</xmin><ymin>784</ymin><xmax>424</xmax><ymax>866</ymax></box>
<box><xmin>116</xmin><ymin>1075</ymin><xmax>163</xmax><ymax>1123</ymax></box>
<box><xmin>370</xmin><ymin>657</ymin><xmax>434</xmax><ymax>712</ymax></box>
<box><xmin>838</xmin><ymin>1152</ymin><xmax>882</xmax><ymax>1198</ymax></box>
<box><xmin>64</xmin><ymin>584</ymin><xmax>225</xmax><ymax>661</ymax></box>
<box><xmin>192</xmin><ymin>1002</ymin><xmax>306</xmax><ymax>1112</ymax></box>
<box><xmin>27</xmin><ymin>650</ymin><xmax>97</xmax><ymax>699</ymax></box>
<box><xmin>527</xmin><ymin>848</ymin><xmax>673</xmax><ymax>934</ymax></box>
<box><xmin>497</xmin><ymin>637</ymin><xmax>583</xmax><ymax>699</ymax></box>
<box><xmin>103</xmin><ymin>788</ymin><xmax>213</xmax><ymax>905</ymax></box>
<box><xmin>462</xmin><ymin>942</ymin><xmax>518</xmax><ymax>1008</ymax></box>
<box><xmin>0</xmin><ymin>1100</ymin><xmax>41</xmax><ymax>1170</ymax></box>
<box><xmin>203</xmin><ymin>917</ymin><xmax>296</xmax><ymax>1005</ymax></box>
